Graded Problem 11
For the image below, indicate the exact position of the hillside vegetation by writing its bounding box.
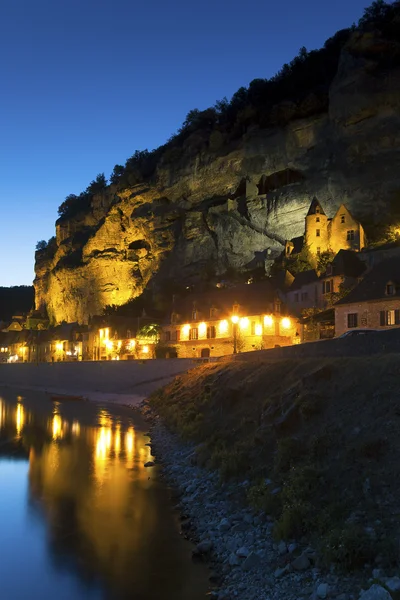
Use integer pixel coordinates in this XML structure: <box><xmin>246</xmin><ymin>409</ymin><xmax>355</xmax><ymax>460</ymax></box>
<box><xmin>151</xmin><ymin>354</ymin><xmax>400</xmax><ymax>571</ymax></box>
<box><xmin>52</xmin><ymin>0</ymin><xmax>400</xmax><ymax>224</ymax></box>
<box><xmin>0</xmin><ymin>286</ymin><xmax>34</xmax><ymax>321</ymax></box>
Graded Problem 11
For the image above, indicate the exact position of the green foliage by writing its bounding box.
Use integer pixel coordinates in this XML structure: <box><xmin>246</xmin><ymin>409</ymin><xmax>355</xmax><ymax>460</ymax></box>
<box><xmin>321</xmin><ymin>526</ymin><xmax>376</xmax><ymax>570</ymax></box>
<box><xmin>0</xmin><ymin>286</ymin><xmax>35</xmax><ymax>321</ymax></box>
<box><xmin>36</xmin><ymin>240</ymin><xmax>47</xmax><ymax>251</ymax></box>
<box><xmin>57</xmin><ymin>192</ymin><xmax>91</xmax><ymax>220</ymax></box>
<box><xmin>136</xmin><ymin>323</ymin><xmax>161</xmax><ymax>341</ymax></box>
<box><xmin>110</xmin><ymin>164</ymin><xmax>125</xmax><ymax>185</ymax></box>
<box><xmin>274</xmin><ymin>464</ymin><xmax>322</xmax><ymax>539</ymax></box>
<box><xmin>317</xmin><ymin>250</ymin><xmax>335</xmax><ymax>273</ymax></box>
<box><xmin>285</xmin><ymin>244</ymin><xmax>312</xmax><ymax>275</ymax></box>
<box><xmin>86</xmin><ymin>173</ymin><xmax>107</xmax><ymax>195</ymax></box>
<box><xmin>248</xmin><ymin>481</ymin><xmax>282</xmax><ymax>516</ymax></box>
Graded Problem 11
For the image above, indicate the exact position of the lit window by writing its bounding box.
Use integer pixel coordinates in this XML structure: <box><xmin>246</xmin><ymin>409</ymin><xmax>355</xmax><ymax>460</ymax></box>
<box><xmin>264</xmin><ymin>315</ymin><xmax>274</xmax><ymax>327</ymax></box>
<box><xmin>239</xmin><ymin>317</ymin><xmax>249</xmax><ymax>330</ymax></box>
<box><xmin>219</xmin><ymin>320</ymin><xmax>228</xmax><ymax>335</ymax></box>
<box><xmin>380</xmin><ymin>310</ymin><xmax>399</xmax><ymax>326</ymax></box>
<box><xmin>207</xmin><ymin>325</ymin><xmax>216</xmax><ymax>339</ymax></box>
<box><xmin>189</xmin><ymin>328</ymin><xmax>198</xmax><ymax>340</ymax></box>
<box><xmin>281</xmin><ymin>317</ymin><xmax>291</xmax><ymax>329</ymax></box>
<box><xmin>198</xmin><ymin>322</ymin><xmax>207</xmax><ymax>337</ymax></box>
<box><xmin>251</xmin><ymin>321</ymin><xmax>256</xmax><ymax>335</ymax></box>
<box><xmin>255</xmin><ymin>323</ymin><xmax>263</xmax><ymax>336</ymax></box>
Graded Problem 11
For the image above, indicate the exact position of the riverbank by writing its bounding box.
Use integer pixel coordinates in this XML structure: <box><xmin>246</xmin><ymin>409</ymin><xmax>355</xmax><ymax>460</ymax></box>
<box><xmin>145</xmin><ymin>354</ymin><xmax>400</xmax><ymax>600</ymax></box>
<box><xmin>0</xmin><ymin>359</ymin><xmax>197</xmax><ymax>407</ymax></box>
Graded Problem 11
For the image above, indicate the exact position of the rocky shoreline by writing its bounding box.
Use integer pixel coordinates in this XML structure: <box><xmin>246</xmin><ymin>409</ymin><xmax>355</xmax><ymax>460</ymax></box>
<box><xmin>141</xmin><ymin>401</ymin><xmax>400</xmax><ymax>600</ymax></box>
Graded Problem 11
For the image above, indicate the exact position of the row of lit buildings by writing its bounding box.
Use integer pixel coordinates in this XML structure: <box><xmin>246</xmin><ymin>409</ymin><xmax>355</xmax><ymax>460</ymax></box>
<box><xmin>0</xmin><ymin>280</ymin><xmax>300</xmax><ymax>363</ymax></box>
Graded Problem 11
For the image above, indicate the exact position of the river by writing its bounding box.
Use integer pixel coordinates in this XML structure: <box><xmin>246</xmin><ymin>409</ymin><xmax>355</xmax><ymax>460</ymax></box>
<box><xmin>0</xmin><ymin>389</ymin><xmax>210</xmax><ymax>599</ymax></box>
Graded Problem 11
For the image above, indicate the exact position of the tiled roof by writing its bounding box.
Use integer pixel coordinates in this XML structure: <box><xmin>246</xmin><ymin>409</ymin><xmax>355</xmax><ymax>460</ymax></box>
<box><xmin>289</xmin><ymin>269</ymin><xmax>319</xmax><ymax>291</ymax></box>
<box><xmin>335</xmin><ymin>257</ymin><xmax>400</xmax><ymax>305</ymax></box>
<box><xmin>167</xmin><ymin>280</ymin><xmax>281</xmax><ymax>323</ymax></box>
<box><xmin>306</xmin><ymin>197</ymin><xmax>326</xmax><ymax>217</ymax></box>
<box><xmin>321</xmin><ymin>250</ymin><xmax>366</xmax><ymax>279</ymax></box>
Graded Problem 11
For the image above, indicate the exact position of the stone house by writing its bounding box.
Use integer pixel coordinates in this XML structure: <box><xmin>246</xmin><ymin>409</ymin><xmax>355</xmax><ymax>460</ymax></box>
<box><xmin>285</xmin><ymin>198</ymin><xmax>366</xmax><ymax>264</ymax></box>
<box><xmin>304</xmin><ymin>198</ymin><xmax>366</xmax><ymax>260</ymax></box>
<box><xmin>319</xmin><ymin>250</ymin><xmax>365</xmax><ymax>308</ymax></box>
<box><xmin>334</xmin><ymin>257</ymin><xmax>400</xmax><ymax>336</ymax></box>
<box><xmin>161</xmin><ymin>281</ymin><xmax>299</xmax><ymax>359</ymax></box>
<box><xmin>285</xmin><ymin>270</ymin><xmax>321</xmax><ymax>316</ymax></box>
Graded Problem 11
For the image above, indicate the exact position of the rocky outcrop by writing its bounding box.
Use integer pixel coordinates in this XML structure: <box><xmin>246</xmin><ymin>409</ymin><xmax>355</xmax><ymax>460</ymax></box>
<box><xmin>35</xmin><ymin>28</ymin><xmax>400</xmax><ymax>324</ymax></box>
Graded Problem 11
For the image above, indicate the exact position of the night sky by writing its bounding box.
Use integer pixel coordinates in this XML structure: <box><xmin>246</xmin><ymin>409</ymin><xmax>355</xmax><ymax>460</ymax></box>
<box><xmin>0</xmin><ymin>0</ymin><xmax>371</xmax><ymax>286</ymax></box>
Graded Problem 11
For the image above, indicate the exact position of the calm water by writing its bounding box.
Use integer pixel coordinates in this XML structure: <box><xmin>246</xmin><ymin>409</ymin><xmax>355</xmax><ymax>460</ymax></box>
<box><xmin>0</xmin><ymin>391</ymin><xmax>209</xmax><ymax>600</ymax></box>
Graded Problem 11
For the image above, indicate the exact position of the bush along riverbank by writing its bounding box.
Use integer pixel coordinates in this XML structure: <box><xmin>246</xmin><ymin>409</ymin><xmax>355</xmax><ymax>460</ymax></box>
<box><xmin>143</xmin><ymin>355</ymin><xmax>400</xmax><ymax>600</ymax></box>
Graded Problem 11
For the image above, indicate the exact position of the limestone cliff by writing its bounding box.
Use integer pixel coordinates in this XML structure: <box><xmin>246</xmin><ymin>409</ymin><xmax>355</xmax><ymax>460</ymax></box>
<box><xmin>35</xmin><ymin>27</ymin><xmax>400</xmax><ymax>324</ymax></box>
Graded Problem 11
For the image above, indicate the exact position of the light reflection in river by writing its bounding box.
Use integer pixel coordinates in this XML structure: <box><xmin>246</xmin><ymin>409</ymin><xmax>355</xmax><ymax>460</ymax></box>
<box><xmin>0</xmin><ymin>394</ymin><xmax>209</xmax><ymax>600</ymax></box>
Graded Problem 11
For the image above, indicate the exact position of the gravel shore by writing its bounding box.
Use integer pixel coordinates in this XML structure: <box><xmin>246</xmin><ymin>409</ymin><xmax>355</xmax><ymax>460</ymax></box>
<box><xmin>142</xmin><ymin>405</ymin><xmax>399</xmax><ymax>600</ymax></box>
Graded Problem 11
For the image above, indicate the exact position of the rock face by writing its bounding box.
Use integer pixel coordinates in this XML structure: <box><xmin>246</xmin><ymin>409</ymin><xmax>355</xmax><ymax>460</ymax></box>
<box><xmin>35</xmin><ymin>29</ymin><xmax>400</xmax><ymax>324</ymax></box>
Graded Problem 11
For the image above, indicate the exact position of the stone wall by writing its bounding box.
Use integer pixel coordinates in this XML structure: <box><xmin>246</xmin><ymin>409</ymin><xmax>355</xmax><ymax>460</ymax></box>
<box><xmin>334</xmin><ymin>299</ymin><xmax>400</xmax><ymax>336</ymax></box>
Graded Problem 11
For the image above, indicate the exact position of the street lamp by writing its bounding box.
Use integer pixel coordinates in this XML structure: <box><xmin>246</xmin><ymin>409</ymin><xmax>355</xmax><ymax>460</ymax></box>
<box><xmin>231</xmin><ymin>315</ymin><xmax>239</xmax><ymax>354</ymax></box>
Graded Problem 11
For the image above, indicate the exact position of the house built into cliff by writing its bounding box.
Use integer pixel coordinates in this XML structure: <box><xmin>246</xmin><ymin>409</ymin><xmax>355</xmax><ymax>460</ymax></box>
<box><xmin>286</xmin><ymin>198</ymin><xmax>366</xmax><ymax>264</ymax></box>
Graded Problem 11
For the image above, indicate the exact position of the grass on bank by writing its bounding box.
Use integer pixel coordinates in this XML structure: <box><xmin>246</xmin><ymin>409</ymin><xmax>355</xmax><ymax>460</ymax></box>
<box><xmin>150</xmin><ymin>355</ymin><xmax>400</xmax><ymax>571</ymax></box>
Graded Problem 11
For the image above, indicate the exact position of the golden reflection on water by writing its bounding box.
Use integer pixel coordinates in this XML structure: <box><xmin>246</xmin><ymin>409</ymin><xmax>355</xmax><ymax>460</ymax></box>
<box><xmin>0</xmin><ymin>396</ymin><xmax>210</xmax><ymax>600</ymax></box>
<box><xmin>16</xmin><ymin>402</ymin><xmax>25</xmax><ymax>437</ymax></box>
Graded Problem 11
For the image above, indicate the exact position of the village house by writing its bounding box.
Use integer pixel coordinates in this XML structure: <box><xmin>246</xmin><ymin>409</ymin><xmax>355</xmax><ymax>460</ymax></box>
<box><xmin>286</xmin><ymin>198</ymin><xmax>366</xmax><ymax>264</ymax></box>
<box><xmin>334</xmin><ymin>257</ymin><xmax>400</xmax><ymax>336</ymax></box>
<box><xmin>161</xmin><ymin>281</ymin><xmax>299</xmax><ymax>359</ymax></box>
<box><xmin>91</xmin><ymin>314</ymin><xmax>158</xmax><ymax>361</ymax></box>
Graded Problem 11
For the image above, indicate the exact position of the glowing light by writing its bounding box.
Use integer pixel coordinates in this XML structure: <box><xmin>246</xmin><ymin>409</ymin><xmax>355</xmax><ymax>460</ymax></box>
<box><xmin>264</xmin><ymin>315</ymin><xmax>274</xmax><ymax>327</ymax></box>
<box><xmin>231</xmin><ymin>315</ymin><xmax>239</xmax><ymax>324</ymax></box>
<box><xmin>125</xmin><ymin>428</ymin><xmax>135</xmax><ymax>467</ymax></box>
<box><xmin>106</xmin><ymin>340</ymin><xmax>114</xmax><ymax>350</ymax></box>
<box><xmin>52</xmin><ymin>414</ymin><xmax>62</xmax><ymax>439</ymax></box>
<box><xmin>182</xmin><ymin>324</ymin><xmax>190</xmax><ymax>338</ymax></box>
<box><xmin>117</xmin><ymin>340</ymin><xmax>122</xmax><ymax>349</ymax></box>
<box><xmin>255</xmin><ymin>323</ymin><xmax>263</xmax><ymax>336</ymax></box>
<box><xmin>56</xmin><ymin>342</ymin><xmax>63</xmax><ymax>351</ymax></box>
<box><xmin>239</xmin><ymin>317</ymin><xmax>249</xmax><ymax>330</ymax></box>
<box><xmin>16</xmin><ymin>403</ymin><xmax>25</xmax><ymax>436</ymax></box>
<box><xmin>281</xmin><ymin>317</ymin><xmax>291</xmax><ymax>329</ymax></box>
<box><xmin>199</xmin><ymin>322</ymin><xmax>207</xmax><ymax>337</ymax></box>
<box><xmin>72</xmin><ymin>421</ymin><xmax>80</xmax><ymax>436</ymax></box>
<box><xmin>128</xmin><ymin>339</ymin><xmax>136</xmax><ymax>350</ymax></box>
<box><xmin>142</xmin><ymin>345</ymin><xmax>149</xmax><ymax>354</ymax></box>
<box><xmin>219</xmin><ymin>320</ymin><xmax>228</xmax><ymax>334</ymax></box>
<box><xmin>114</xmin><ymin>425</ymin><xmax>121</xmax><ymax>454</ymax></box>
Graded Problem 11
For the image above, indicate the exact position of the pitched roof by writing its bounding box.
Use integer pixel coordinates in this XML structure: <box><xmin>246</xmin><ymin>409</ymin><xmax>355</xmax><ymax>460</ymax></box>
<box><xmin>335</xmin><ymin>257</ymin><xmax>400</xmax><ymax>305</ymax></box>
<box><xmin>167</xmin><ymin>280</ymin><xmax>281</xmax><ymax>323</ymax></box>
<box><xmin>306</xmin><ymin>197</ymin><xmax>326</xmax><ymax>217</ymax></box>
<box><xmin>290</xmin><ymin>269</ymin><xmax>319</xmax><ymax>291</ymax></box>
<box><xmin>321</xmin><ymin>250</ymin><xmax>366</xmax><ymax>279</ymax></box>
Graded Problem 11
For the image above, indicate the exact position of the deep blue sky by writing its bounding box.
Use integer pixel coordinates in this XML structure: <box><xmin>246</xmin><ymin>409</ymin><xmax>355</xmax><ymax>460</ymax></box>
<box><xmin>0</xmin><ymin>0</ymin><xmax>371</xmax><ymax>286</ymax></box>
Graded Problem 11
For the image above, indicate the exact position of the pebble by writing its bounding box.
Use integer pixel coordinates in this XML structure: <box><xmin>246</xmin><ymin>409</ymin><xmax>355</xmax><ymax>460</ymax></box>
<box><xmin>316</xmin><ymin>583</ymin><xmax>329</xmax><ymax>598</ymax></box>
<box><xmin>141</xmin><ymin>405</ymin><xmax>374</xmax><ymax>600</ymax></box>
<box><xmin>292</xmin><ymin>554</ymin><xmax>311</xmax><ymax>571</ymax></box>
<box><xmin>359</xmin><ymin>585</ymin><xmax>392</xmax><ymax>599</ymax></box>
